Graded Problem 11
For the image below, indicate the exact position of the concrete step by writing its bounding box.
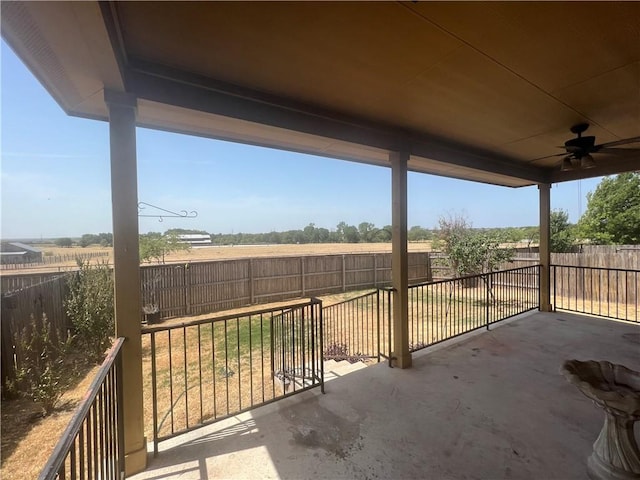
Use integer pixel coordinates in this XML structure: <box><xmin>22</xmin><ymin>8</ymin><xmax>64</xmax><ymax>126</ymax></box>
<box><xmin>274</xmin><ymin>358</ymin><xmax>370</xmax><ymax>388</ymax></box>
<box><xmin>323</xmin><ymin>358</ymin><xmax>368</xmax><ymax>381</ymax></box>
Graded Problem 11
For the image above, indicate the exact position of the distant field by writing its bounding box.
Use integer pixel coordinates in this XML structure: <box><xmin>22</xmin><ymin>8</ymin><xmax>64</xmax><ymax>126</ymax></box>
<box><xmin>3</xmin><ymin>242</ymin><xmax>434</xmax><ymax>275</ymax></box>
<box><xmin>42</xmin><ymin>242</ymin><xmax>433</xmax><ymax>260</ymax></box>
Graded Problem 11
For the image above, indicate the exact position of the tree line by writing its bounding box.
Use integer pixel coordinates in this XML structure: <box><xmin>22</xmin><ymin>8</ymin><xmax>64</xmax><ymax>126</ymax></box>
<box><xmin>166</xmin><ymin>223</ymin><xmax>540</xmax><ymax>246</ymax></box>
<box><xmin>64</xmin><ymin>172</ymin><xmax>639</xmax><ymax>253</ymax></box>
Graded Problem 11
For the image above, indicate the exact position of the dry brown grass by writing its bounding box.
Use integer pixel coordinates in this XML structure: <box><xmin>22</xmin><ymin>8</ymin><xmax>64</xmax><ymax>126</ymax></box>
<box><xmin>0</xmin><ymin>364</ymin><xmax>100</xmax><ymax>480</ymax></box>
<box><xmin>2</xmin><ymin>242</ymin><xmax>433</xmax><ymax>276</ymax></box>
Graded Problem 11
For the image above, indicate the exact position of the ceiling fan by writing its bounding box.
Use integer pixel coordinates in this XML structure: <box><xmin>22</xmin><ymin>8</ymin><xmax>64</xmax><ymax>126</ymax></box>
<box><xmin>538</xmin><ymin>123</ymin><xmax>640</xmax><ymax>171</ymax></box>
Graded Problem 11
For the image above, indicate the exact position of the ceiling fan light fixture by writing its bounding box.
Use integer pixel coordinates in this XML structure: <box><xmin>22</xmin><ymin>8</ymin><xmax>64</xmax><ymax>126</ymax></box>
<box><xmin>581</xmin><ymin>154</ymin><xmax>596</xmax><ymax>169</ymax></box>
<box><xmin>561</xmin><ymin>157</ymin><xmax>574</xmax><ymax>171</ymax></box>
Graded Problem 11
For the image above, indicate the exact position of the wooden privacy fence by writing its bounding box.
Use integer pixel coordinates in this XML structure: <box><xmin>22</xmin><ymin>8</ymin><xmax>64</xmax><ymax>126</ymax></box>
<box><xmin>1</xmin><ymin>272</ymin><xmax>68</xmax><ymax>294</ymax></box>
<box><xmin>551</xmin><ymin>265</ymin><xmax>640</xmax><ymax>309</ymax></box>
<box><xmin>0</xmin><ymin>251</ymin><xmax>109</xmax><ymax>270</ymax></box>
<box><xmin>1</xmin><ymin>274</ymin><xmax>72</xmax><ymax>389</ymax></box>
<box><xmin>142</xmin><ymin>252</ymin><xmax>432</xmax><ymax>319</ymax></box>
<box><xmin>552</xmin><ymin>252</ymin><xmax>639</xmax><ymax>310</ymax></box>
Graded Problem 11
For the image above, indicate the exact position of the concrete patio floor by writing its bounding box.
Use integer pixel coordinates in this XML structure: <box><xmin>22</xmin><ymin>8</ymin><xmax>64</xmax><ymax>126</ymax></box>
<box><xmin>131</xmin><ymin>311</ymin><xmax>639</xmax><ymax>480</ymax></box>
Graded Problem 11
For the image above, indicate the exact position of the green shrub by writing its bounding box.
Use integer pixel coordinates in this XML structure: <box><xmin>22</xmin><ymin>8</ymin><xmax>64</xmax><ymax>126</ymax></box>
<box><xmin>15</xmin><ymin>313</ymin><xmax>72</xmax><ymax>415</ymax></box>
<box><xmin>65</xmin><ymin>260</ymin><xmax>114</xmax><ymax>363</ymax></box>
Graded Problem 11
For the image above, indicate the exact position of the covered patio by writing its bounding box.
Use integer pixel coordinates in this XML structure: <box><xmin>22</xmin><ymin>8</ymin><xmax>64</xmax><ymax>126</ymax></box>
<box><xmin>131</xmin><ymin>311</ymin><xmax>639</xmax><ymax>479</ymax></box>
<box><xmin>2</xmin><ymin>2</ymin><xmax>639</xmax><ymax>478</ymax></box>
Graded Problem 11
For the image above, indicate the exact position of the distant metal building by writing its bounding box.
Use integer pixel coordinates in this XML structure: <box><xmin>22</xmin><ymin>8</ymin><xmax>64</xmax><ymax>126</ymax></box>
<box><xmin>0</xmin><ymin>242</ymin><xmax>43</xmax><ymax>264</ymax></box>
<box><xmin>177</xmin><ymin>234</ymin><xmax>212</xmax><ymax>247</ymax></box>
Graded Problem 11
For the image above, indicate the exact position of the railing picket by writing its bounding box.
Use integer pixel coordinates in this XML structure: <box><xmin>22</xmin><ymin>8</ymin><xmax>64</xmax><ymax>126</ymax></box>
<box><xmin>211</xmin><ymin>322</ymin><xmax>217</xmax><ymax>420</ymax></box>
<box><xmin>236</xmin><ymin>317</ymin><xmax>241</xmax><ymax>409</ymax></box>
<box><xmin>40</xmin><ymin>339</ymin><xmax>125</xmax><ymax>480</ymax></box>
<box><xmin>198</xmin><ymin>324</ymin><xmax>203</xmax><ymax>424</ymax></box>
<box><xmin>79</xmin><ymin>425</ymin><xmax>85</xmax><ymax>480</ymax></box>
<box><xmin>183</xmin><ymin>326</ymin><xmax>189</xmax><ymax>430</ymax></box>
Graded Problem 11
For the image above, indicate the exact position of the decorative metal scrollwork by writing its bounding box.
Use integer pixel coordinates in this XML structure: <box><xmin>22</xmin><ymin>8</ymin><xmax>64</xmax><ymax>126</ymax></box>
<box><xmin>137</xmin><ymin>202</ymin><xmax>197</xmax><ymax>222</ymax></box>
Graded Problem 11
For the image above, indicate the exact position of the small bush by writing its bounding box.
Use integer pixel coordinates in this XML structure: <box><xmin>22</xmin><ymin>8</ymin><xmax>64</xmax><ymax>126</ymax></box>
<box><xmin>323</xmin><ymin>343</ymin><xmax>367</xmax><ymax>363</ymax></box>
<box><xmin>15</xmin><ymin>313</ymin><xmax>72</xmax><ymax>415</ymax></box>
<box><xmin>65</xmin><ymin>260</ymin><xmax>114</xmax><ymax>363</ymax></box>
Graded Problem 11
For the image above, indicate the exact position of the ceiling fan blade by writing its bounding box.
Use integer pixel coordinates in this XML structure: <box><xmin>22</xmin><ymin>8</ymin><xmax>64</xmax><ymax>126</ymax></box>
<box><xmin>527</xmin><ymin>152</ymin><xmax>568</xmax><ymax>162</ymax></box>
<box><xmin>595</xmin><ymin>147</ymin><xmax>640</xmax><ymax>154</ymax></box>
<box><xmin>598</xmin><ymin>136</ymin><xmax>640</xmax><ymax>148</ymax></box>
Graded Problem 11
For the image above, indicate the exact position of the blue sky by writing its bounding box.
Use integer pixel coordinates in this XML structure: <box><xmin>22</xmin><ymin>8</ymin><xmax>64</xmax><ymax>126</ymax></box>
<box><xmin>1</xmin><ymin>40</ymin><xmax>600</xmax><ymax>239</ymax></box>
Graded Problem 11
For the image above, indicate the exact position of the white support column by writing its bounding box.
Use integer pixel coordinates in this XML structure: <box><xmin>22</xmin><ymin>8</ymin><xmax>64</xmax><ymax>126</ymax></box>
<box><xmin>105</xmin><ymin>90</ymin><xmax>147</xmax><ymax>475</ymax></box>
<box><xmin>391</xmin><ymin>151</ymin><xmax>411</xmax><ymax>369</ymax></box>
<box><xmin>539</xmin><ymin>183</ymin><xmax>552</xmax><ymax>312</ymax></box>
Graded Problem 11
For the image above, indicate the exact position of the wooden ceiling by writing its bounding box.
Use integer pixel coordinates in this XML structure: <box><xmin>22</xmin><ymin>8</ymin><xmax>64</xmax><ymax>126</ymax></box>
<box><xmin>2</xmin><ymin>1</ymin><xmax>639</xmax><ymax>187</ymax></box>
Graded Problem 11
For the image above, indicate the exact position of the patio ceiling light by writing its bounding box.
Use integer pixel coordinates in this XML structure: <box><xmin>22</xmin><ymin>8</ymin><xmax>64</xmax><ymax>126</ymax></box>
<box><xmin>580</xmin><ymin>154</ymin><xmax>596</xmax><ymax>169</ymax></box>
<box><xmin>560</xmin><ymin>157</ymin><xmax>574</xmax><ymax>171</ymax></box>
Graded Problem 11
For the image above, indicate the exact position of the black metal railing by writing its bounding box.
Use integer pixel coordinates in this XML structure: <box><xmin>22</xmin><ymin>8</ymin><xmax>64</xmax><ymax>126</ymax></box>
<box><xmin>407</xmin><ymin>265</ymin><xmax>540</xmax><ymax>352</ymax></box>
<box><xmin>552</xmin><ymin>265</ymin><xmax>639</xmax><ymax>323</ymax></box>
<box><xmin>143</xmin><ymin>298</ymin><xmax>324</xmax><ymax>455</ymax></box>
<box><xmin>40</xmin><ymin>338</ymin><xmax>125</xmax><ymax>480</ymax></box>
<box><xmin>322</xmin><ymin>290</ymin><xmax>392</xmax><ymax>362</ymax></box>
<box><xmin>320</xmin><ymin>266</ymin><xmax>540</xmax><ymax>363</ymax></box>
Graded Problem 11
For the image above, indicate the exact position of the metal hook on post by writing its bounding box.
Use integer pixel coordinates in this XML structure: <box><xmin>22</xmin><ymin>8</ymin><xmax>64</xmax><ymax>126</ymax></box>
<box><xmin>137</xmin><ymin>202</ymin><xmax>198</xmax><ymax>222</ymax></box>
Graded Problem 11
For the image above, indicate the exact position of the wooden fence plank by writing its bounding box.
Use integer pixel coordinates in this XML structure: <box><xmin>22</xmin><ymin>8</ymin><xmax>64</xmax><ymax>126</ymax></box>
<box><xmin>139</xmin><ymin>252</ymin><xmax>431</xmax><ymax>320</ymax></box>
<box><xmin>1</xmin><ymin>274</ymin><xmax>71</xmax><ymax>390</ymax></box>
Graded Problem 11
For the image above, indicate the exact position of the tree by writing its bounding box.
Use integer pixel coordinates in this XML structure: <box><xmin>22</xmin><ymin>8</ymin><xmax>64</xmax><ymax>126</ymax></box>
<box><xmin>14</xmin><ymin>313</ymin><xmax>73</xmax><ymax>415</ymax></box>
<box><xmin>550</xmin><ymin>209</ymin><xmax>575</xmax><ymax>253</ymax></box>
<box><xmin>55</xmin><ymin>237</ymin><xmax>73</xmax><ymax>248</ymax></box>
<box><xmin>578</xmin><ymin>173</ymin><xmax>640</xmax><ymax>244</ymax></box>
<box><xmin>408</xmin><ymin>226</ymin><xmax>432</xmax><ymax>242</ymax></box>
<box><xmin>358</xmin><ymin>222</ymin><xmax>376</xmax><ymax>243</ymax></box>
<box><xmin>165</xmin><ymin>228</ymin><xmax>209</xmax><ymax>236</ymax></box>
<box><xmin>79</xmin><ymin>233</ymin><xmax>99</xmax><ymax>247</ymax></box>
<box><xmin>97</xmin><ymin>232</ymin><xmax>113</xmax><ymax>247</ymax></box>
<box><xmin>343</xmin><ymin>225</ymin><xmax>360</xmax><ymax>243</ymax></box>
<box><xmin>303</xmin><ymin>223</ymin><xmax>318</xmax><ymax>243</ymax></box>
<box><xmin>335</xmin><ymin>222</ymin><xmax>348</xmax><ymax>243</ymax></box>
<box><xmin>139</xmin><ymin>232</ymin><xmax>189</xmax><ymax>263</ymax></box>
<box><xmin>65</xmin><ymin>261</ymin><xmax>114</xmax><ymax>363</ymax></box>
<box><xmin>521</xmin><ymin>226</ymin><xmax>539</xmax><ymax>252</ymax></box>
<box><xmin>437</xmin><ymin>213</ymin><xmax>513</xmax><ymax>278</ymax></box>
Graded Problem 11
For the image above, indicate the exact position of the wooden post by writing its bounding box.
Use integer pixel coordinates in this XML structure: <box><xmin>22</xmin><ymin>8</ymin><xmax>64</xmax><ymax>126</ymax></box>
<box><xmin>539</xmin><ymin>183</ymin><xmax>553</xmax><ymax>311</ymax></box>
<box><xmin>105</xmin><ymin>89</ymin><xmax>147</xmax><ymax>475</ymax></box>
<box><xmin>391</xmin><ymin>150</ymin><xmax>412</xmax><ymax>369</ymax></box>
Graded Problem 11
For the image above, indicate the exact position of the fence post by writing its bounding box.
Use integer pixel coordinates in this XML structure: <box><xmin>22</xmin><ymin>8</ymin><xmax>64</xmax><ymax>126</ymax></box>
<box><xmin>485</xmin><ymin>274</ymin><xmax>490</xmax><ymax>330</ymax></box>
<box><xmin>184</xmin><ymin>264</ymin><xmax>191</xmax><ymax>315</ymax></box>
<box><xmin>551</xmin><ymin>265</ymin><xmax>555</xmax><ymax>311</ymax></box>
<box><xmin>342</xmin><ymin>255</ymin><xmax>346</xmax><ymax>292</ymax></box>
<box><xmin>376</xmin><ymin>289</ymin><xmax>381</xmax><ymax>362</ymax></box>
<box><xmin>373</xmin><ymin>254</ymin><xmax>377</xmax><ymax>288</ymax></box>
<box><xmin>249</xmin><ymin>259</ymin><xmax>255</xmax><ymax>304</ymax></box>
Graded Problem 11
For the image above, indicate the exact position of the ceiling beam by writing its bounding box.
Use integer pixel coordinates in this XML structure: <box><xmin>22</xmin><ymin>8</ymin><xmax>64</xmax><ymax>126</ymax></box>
<box><xmin>127</xmin><ymin>59</ymin><xmax>545</xmax><ymax>185</ymax></box>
